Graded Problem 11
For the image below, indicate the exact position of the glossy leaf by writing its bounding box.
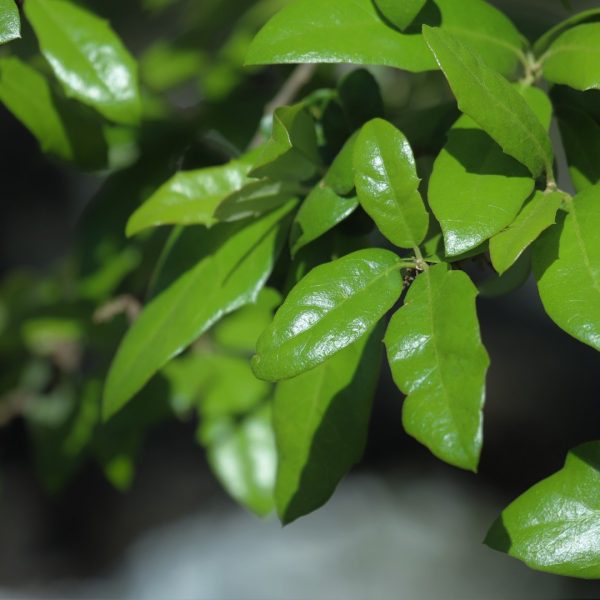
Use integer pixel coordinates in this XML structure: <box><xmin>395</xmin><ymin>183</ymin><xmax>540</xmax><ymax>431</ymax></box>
<box><xmin>252</xmin><ymin>248</ymin><xmax>404</xmax><ymax>381</ymax></box>
<box><xmin>541</xmin><ymin>23</ymin><xmax>600</xmax><ymax>91</ymax></box>
<box><xmin>534</xmin><ymin>183</ymin><xmax>600</xmax><ymax>351</ymax></box>
<box><xmin>423</xmin><ymin>26</ymin><xmax>553</xmax><ymax>178</ymax></box>
<box><xmin>0</xmin><ymin>57</ymin><xmax>107</xmax><ymax>169</ymax></box>
<box><xmin>0</xmin><ymin>0</ymin><xmax>20</xmax><ymax>44</ymax></box>
<box><xmin>490</xmin><ymin>191</ymin><xmax>562</xmax><ymax>275</ymax></box>
<box><xmin>25</xmin><ymin>0</ymin><xmax>141</xmax><ymax>124</ymax></box>
<box><xmin>534</xmin><ymin>8</ymin><xmax>600</xmax><ymax>54</ymax></box>
<box><xmin>557</xmin><ymin>107</ymin><xmax>600</xmax><ymax>191</ymax></box>
<box><xmin>385</xmin><ymin>264</ymin><xmax>489</xmax><ymax>471</ymax></box>
<box><xmin>274</xmin><ymin>326</ymin><xmax>382</xmax><ymax>524</ymax></box>
<box><xmin>103</xmin><ymin>202</ymin><xmax>296</xmax><ymax>418</ymax></box>
<box><xmin>127</xmin><ymin>153</ymin><xmax>259</xmax><ymax>235</ymax></box>
<box><xmin>354</xmin><ymin>118</ymin><xmax>428</xmax><ymax>249</ymax></box>
<box><xmin>199</xmin><ymin>404</ymin><xmax>276</xmax><ymax>517</ymax></box>
<box><xmin>428</xmin><ymin>115</ymin><xmax>534</xmax><ymax>256</ymax></box>
<box><xmin>485</xmin><ymin>441</ymin><xmax>600</xmax><ymax>579</ymax></box>
<box><xmin>250</xmin><ymin>103</ymin><xmax>320</xmax><ymax>181</ymax></box>
<box><xmin>290</xmin><ymin>183</ymin><xmax>358</xmax><ymax>256</ymax></box>
<box><xmin>246</xmin><ymin>0</ymin><xmax>525</xmax><ymax>76</ymax></box>
<box><xmin>374</xmin><ymin>0</ymin><xmax>426</xmax><ymax>31</ymax></box>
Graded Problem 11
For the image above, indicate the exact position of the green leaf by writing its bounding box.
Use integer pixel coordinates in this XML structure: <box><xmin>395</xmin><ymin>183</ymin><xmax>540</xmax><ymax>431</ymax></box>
<box><xmin>274</xmin><ymin>326</ymin><xmax>382</xmax><ymax>524</ymax></box>
<box><xmin>385</xmin><ymin>264</ymin><xmax>489</xmax><ymax>471</ymax></box>
<box><xmin>250</xmin><ymin>103</ymin><xmax>320</xmax><ymax>181</ymax></box>
<box><xmin>214</xmin><ymin>179</ymin><xmax>302</xmax><ymax>223</ymax></box>
<box><xmin>0</xmin><ymin>57</ymin><xmax>107</xmax><ymax>169</ymax></box>
<box><xmin>252</xmin><ymin>248</ymin><xmax>404</xmax><ymax>381</ymax></box>
<box><xmin>541</xmin><ymin>23</ymin><xmax>600</xmax><ymax>91</ymax></box>
<box><xmin>103</xmin><ymin>202</ymin><xmax>296</xmax><ymax>419</ymax></box>
<box><xmin>289</xmin><ymin>183</ymin><xmax>358</xmax><ymax>257</ymax></box>
<box><xmin>354</xmin><ymin>118</ymin><xmax>428</xmax><ymax>249</ymax></box>
<box><xmin>24</xmin><ymin>0</ymin><xmax>141</xmax><ymax>124</ymax></box>
<box><xmin>246</xmin><ymin>0</ymin><xmax>525</xmax><ymax>76</ymax></box>
<box><xmin>490</xmin><ymin>191</ymin><xmax>562</xmax><ymax>275</ymax></box>
<box><xmin>423</xmin><ymin>26</ymin><xmax>553</xmax><ymax>178</ymax></box>
<box><xmin>338</xmin><ymin>69</ymin><xmax>384</xmax><ymax>130</ymax></box>
<box><xmin>428</xmin><ymin>115</ymin><xmax>534</xmax><ymax>256</ymax></box>
<box><xmin>0</xmin><ymin>0</ymin><xmax>20</xmax><ymax>44</ymax></box>
<box><xmin>126</xmin><ymin>153</ymin><xmax>259</xmax><ymax>236</ymax></box>
<box><xmin>213</xmin><ymin>287</ymin><xmax>282</xmax><ymax>354</ymax></box>
<box><xmin>533</xmin><ymin>8</ymin><xmax>600</xmax><ymax>54</ymax></box>
<box><xmin>374</xmin><ymin>0</ymin><xmax>426</xmax><ymax>31</ymax></box>
<box><xmin>557</xmin><ymin>107</ymin><xmax>600</xmax><ymax>191</ymax></box>
<box><xmin>324</xmin><ymin>131</ymin><xmax>358</xmax><ymax>196</ymax></box>
<box><xmin>534</xmin><ymin>184</ymin><xmax>600</xmax><ymax>352</ymax></box>
<box><xmin>485</xmin><ymin>441</ymin><xmax>600</xmax><ymax>579</ymax></box>
<box><xmin>199</xmin><ymin>403</ymin><xmax>276</xmax><ymax>517</ymax></box>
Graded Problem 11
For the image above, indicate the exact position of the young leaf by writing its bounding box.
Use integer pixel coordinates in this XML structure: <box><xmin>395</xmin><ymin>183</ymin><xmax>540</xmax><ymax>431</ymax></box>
<box><xmin>0</xmin><ymin>0</ymin><xmax>20</xmax><ymax>44</ymax></box>
<box><xmin>533</xmin><ymin>8</ymin><xmax>600</xmax><ymax>54</ymax></box>
<box><xmin>385</xmin><ymin>264</ymin><xmax>489</xmax><ymax>471</ymax></box>
<box><xmin>252</xmin><ymin>248</ymin><xmax>404</xmax><ymax>381</ymax></box>
<box><xmin>423</xmin><ymin>26</ymin><xmax>553</xmax><ymax>178</ymax></box>
<box><xmin>274</xmin><ymin>325</ymin><xmax>382</xmax><ymax>524</ymax></box>
<box><xmin>250</xmin><ymin>103</ymin><xmax>320</xmax><ymax>181</ymax></box>
<box><xmin>24</xmin><ymin>0</ymin><xmax>141</xmax><ymax>125</ymax></box>
<box><xmin>103</xmin><ymin>202</ymin><xmax>296</xmax><ymax>419</ymax></box>
<box><xmin>374</xmin><ymin>0</ymin><xmax>426</xmax><ymax>31</ymax></box>
<box><xmin>541</xmin><ymin>23</ymin><xmax>600</xmax><ymax>91</ymax></box>
<box><xmin>490</xmin><ymin>191</ymin><xmax>562</xmax><ymax>275</ymax></box>
<box><xmin>534</xmin><ymin>183</ymin><xmax>600</xmax><ymax>352</ymax></box>
<box><xmin>246</xmin><ymin>0</ymin><xmax>525</xmax><ymax>77</ymax></box>
<box><xmin>290</xmin><ymin>183</ymin><xmax>358</xmax><ymax>257</ymax></box>
<box><xmin>485</xmin><ymin>441</ymin><xmax>600</xmax><ymax>579</ymax></box>
<box><xmin>557</xmin><ymin>107</ymin><xmax>600</xmax><ymax>191</ymax></box>
<box><xmin>354</xmin><ymin>118</ymin><xmax>428</xmax><ymax>249</ymax></box>
<box><xmin>127</xmin><ymin>153</ymin><xmax>259</xmax><ymax>236</ymax></box>
<box><xmin>199</xmin><ymin>404</ymin><xmax>276</xmax><ymax>517</ymax></box>
<box><xmin>0</xmin><ymin>57</ymin><xmax>107</xmax><ymax>169</ymax></box>
<box><xmin>428</xmin><ymin>115</ymin><xmax>534</xmax><ymax>256</ymax></box>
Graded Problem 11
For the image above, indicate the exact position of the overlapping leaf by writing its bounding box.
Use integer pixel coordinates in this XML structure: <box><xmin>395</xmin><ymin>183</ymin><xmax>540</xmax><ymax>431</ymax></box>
<box><xmin>534</xmin><ymin>183</ymin><xmax>600</xmax><ymax>351</ymax></box>
<box><xmin>385</xmin><ymin>264</ymin><xmax>489</xmax><ymax>471</ymax></box>
<box><xmin>103</xmin><ymin>202</ymin><xmax>295</xmax><ymax>418</ymax></box>
<box><xmin>252</xmin><ymin>248</ymin><xmax>404</xmax><ymax>381</ymax></box>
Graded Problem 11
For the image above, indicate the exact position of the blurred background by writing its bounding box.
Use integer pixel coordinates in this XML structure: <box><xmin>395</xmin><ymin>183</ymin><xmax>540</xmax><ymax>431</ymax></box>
<box><xmin>1</xmin><ymin>0</ymin><xmax>600</xmax><ymax>598</ymax></box>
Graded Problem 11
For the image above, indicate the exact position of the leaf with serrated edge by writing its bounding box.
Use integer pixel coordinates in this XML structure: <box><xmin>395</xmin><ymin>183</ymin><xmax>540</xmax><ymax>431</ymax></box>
<box><xmin>385</xmin><ymin>264</ymin><xmax>489</xmax><ymax>471</ymax></box>
<box><xmin>423</xmin><ymin>26</ymin><xmax>553</xmax><ymax>178</ymax></box>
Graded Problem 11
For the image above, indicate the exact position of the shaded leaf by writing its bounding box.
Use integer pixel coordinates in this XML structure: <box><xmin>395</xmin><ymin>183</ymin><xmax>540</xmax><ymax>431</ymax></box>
<box><xmin>103</xmin><ymin>202</ymin><xmax>296</xmax><ymax>418</ymax></box>
<box><xmin>490</xmin><ymin>191</ymin><xmax>562</xmax><ymax>275</ymax></box>
<box><xmin>274</xmin><ymin>325</ymin><xmax>382</xmax><ymax>524</ymax></box>
<box><xmin>385</xmin><ymin>264</ymin><xmax>489</xmax><ymax>471</ymax></box>
<box><xmin>534</xmin><ymin>183</ymin><xmax>600</xmax><ymax>351</ymax></box>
